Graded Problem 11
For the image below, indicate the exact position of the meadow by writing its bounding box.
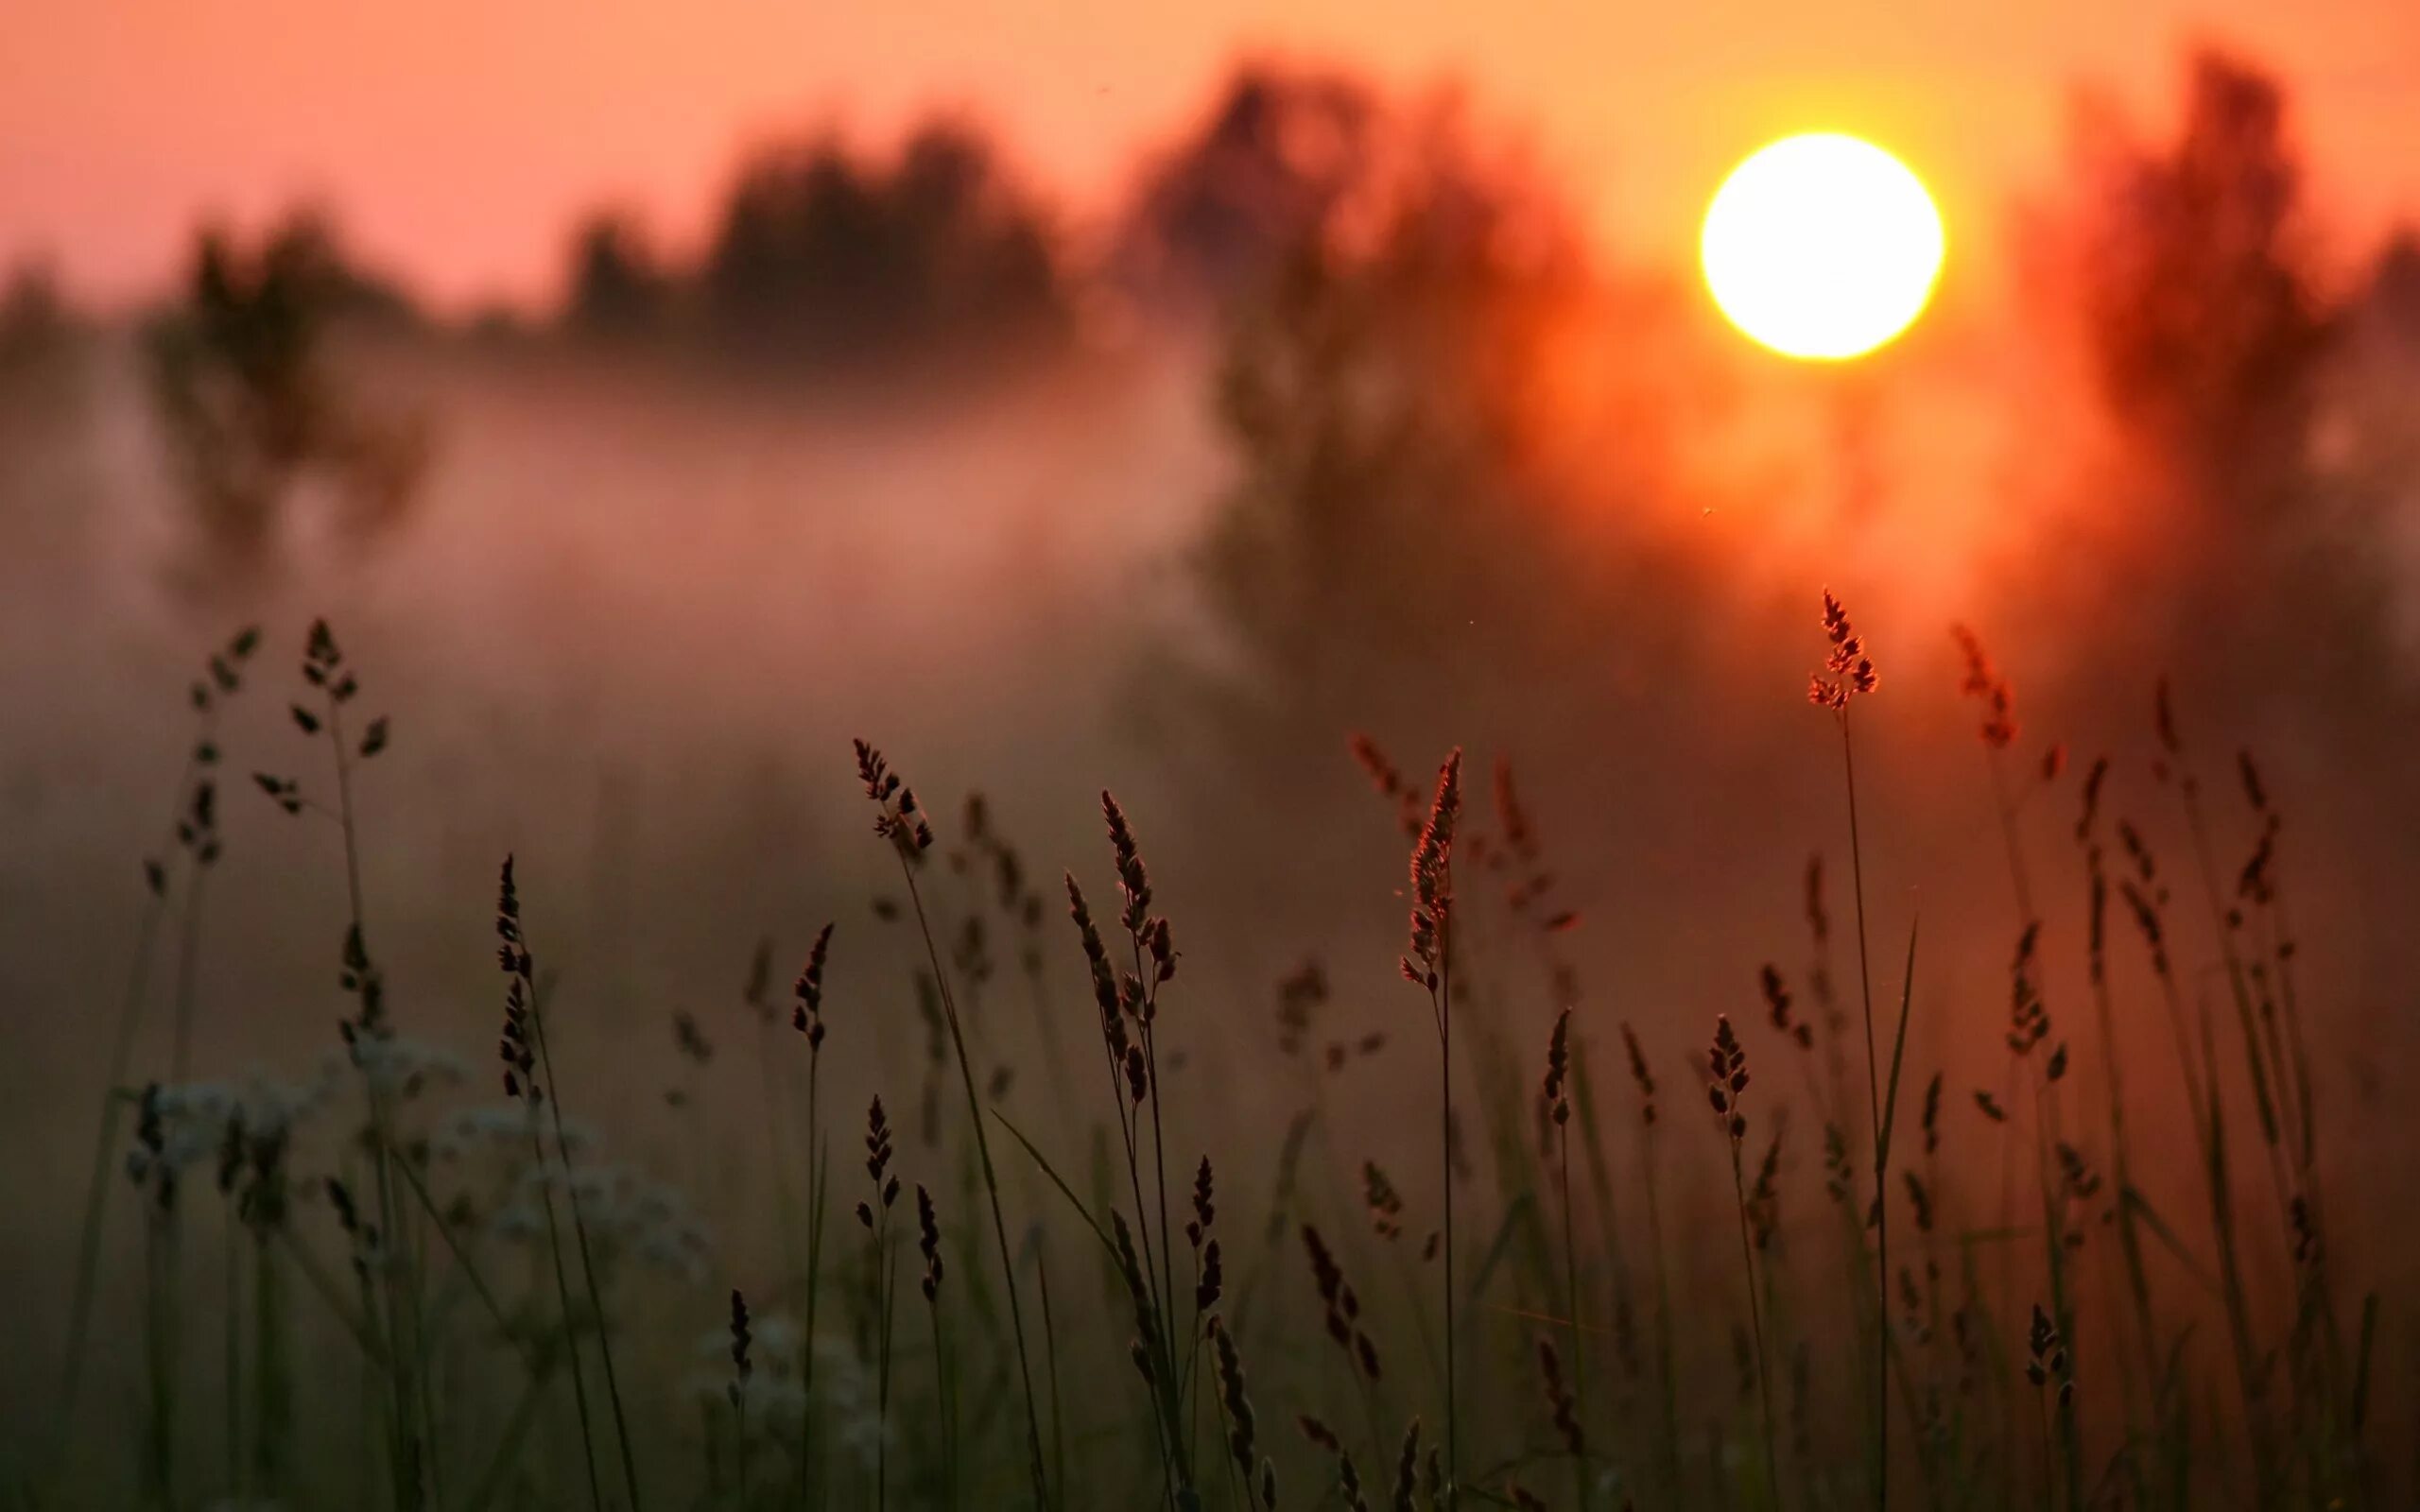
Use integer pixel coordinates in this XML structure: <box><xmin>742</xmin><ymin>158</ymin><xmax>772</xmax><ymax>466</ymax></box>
<box><xmin>5</xmin><ymin>43</ymin><xmax>2416</xmax><ymax>1512</ymax></box>
<box><xmin>9</xmin><ymin>590</ymin><xmax>2389</xmax><ymax>1512</ymax></box>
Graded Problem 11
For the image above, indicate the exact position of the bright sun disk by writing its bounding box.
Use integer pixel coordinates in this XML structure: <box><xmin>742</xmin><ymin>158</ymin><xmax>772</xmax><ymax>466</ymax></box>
<box><xmin>1701</xmin><ymin>132</ymin><xmax>1945</xmax><ymax>361</ymax></box>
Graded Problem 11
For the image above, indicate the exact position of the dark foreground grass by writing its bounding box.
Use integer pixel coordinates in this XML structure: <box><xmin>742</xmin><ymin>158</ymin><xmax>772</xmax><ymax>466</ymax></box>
<box><xmin>16</xmin><ymin>606</ymin><xmax>2392</xmax><ymax>1512</ymax></box>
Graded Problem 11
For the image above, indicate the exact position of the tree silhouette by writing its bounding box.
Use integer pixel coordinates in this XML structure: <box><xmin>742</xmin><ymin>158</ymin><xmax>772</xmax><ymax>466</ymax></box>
<box><xmin>1163</xmin><ymin>82</ymin><xmax>1701</xmax><ymax>759</ymax></box>
<box><xmin>699</xmin><ymin>121</ymin><xmax>1066</xmax><ymax>367</ymax></box>
<box><xmin>1117</xmin><ymin>63</ymin><xmax>1385</xmax><ymax>312</ymax></box>
<box><xmin>2070</xmin><ymin>50</ymin><xmax>2331</xmax><ymax>526</ymax></box>
<box><xmin>565</xmin><ymin>213</ymin><xmax>673</xmax><ymax>341</ymax></box>
<box><xmin>146</xmin><ymin>214</ymin><xmax>427</xmax><ymax>582</ymax></box>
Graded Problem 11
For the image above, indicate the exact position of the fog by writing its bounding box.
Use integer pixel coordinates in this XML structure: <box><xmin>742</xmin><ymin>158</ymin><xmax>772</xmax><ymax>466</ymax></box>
<box><xmin>3</xmin><ymin>46</ymin><xmax>2418</xmax><ymax>1504</ymax></box>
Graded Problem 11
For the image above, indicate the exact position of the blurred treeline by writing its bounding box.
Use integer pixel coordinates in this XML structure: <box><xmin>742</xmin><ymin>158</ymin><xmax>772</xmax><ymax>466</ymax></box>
<box><xmin>7</xmin><ymin>47</ymin><xmax>2420</xmax><ymax>721</ymax></box>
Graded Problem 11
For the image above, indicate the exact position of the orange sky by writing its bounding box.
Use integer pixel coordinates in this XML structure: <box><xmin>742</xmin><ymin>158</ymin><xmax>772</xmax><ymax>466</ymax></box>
<box><xmin>6</xmin><ymin>0</ymin><xmax>2417</xmax><ymax>312</ymax></box>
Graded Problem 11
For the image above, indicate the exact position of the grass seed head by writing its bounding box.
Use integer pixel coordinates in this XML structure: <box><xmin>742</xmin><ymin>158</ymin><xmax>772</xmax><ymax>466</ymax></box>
<box><xmin>1349</xmin><ymin>732</ymin><xmax>1424</xmax><ymax>840</ymax></box>
<box><xmin>1537</xmin><ymin>1336</ymin><xmax>1585</xmax><ymax>1456</ymax></box>
<box><xmin>1542</xmin><ymin>1006</ymin><xmax>1572</xmax><ymax>1125</ymax></box>
<box><xmin>1620</xmin><ymin>1021</ymin><xmax>1658</xmax><ymax>1126</ymax></box>
<box><xmin>1708</xmin><ymin>1014</ymin><xmax>1749</xmax><ymax>1142</ymax></box>
<box><xmin>1949</xmin><ymin>623</ymin><xmax>2018</xmax><ymax>747</ymax></box>
<box><xmin>1188</xmin><ymin>1156</ymin><xmax>1216</xmax><ymax>1246</ymax></box>
<box><xmin>858</xmin><ymin>1095</ymin><xmax>897</xmax><ymax>1224</ymax></box>
<box><xmin>729</xmin><ymin>1288</ymin><xmax>752</xmax><ymax>1392</ymax></box>
<box><xmin>791</xmin><ymin>922</ymin><xmax>834</xmax><ymax>1051</ymax></box>
<box><xmin>1810</xmin><ymin>590</ymin><xmax>1879</xmax><ymax>709</ymax></box>
<box><xmin>1391</xmin><ymin>1418</ymin><xmax>1422</xmax><ymax>1512</ymax></box>
<box><xmin>1209</xmin><ymin>1316</ymin><xmax>1263</xmax><ymax>1492</ymax></box>
<box><xmin>854</xmin><ymin>740</ymin><xmax>933</xmax><ymax>852</ymax></box>
<box><xmin>916</xmin><ymin>1183</ymin><xmax>943</xmax><ymax>1301</ymax></box>
<box><xmin>1401</xmin><ymin>750</ymin><xmax>1462</xmax><ymax>988</ymax></box>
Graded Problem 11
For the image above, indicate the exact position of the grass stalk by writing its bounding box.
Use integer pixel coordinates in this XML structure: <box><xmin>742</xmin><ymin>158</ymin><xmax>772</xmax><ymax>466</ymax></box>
<box><xmin>1837</xmin><ymin>708</ymin><xmax>1891</xmax><ymax>1507</ymax></box>
<box><xmin>529</xmin><ymin>1121</ymin><xmax>608</xmax><ymax>1512</ymax></box>
<box><xmin>800</xmin><ymin>1056</ymin><xmax>828</xmax><ymax>1506</ymax></box>
<box><xmin>892</xmin><ymin>848</ymin><xmax>1053</xmax><ymax>1508</ymax></box>
<box><xmin>222</xmin><ymin>1199</ymin><xmax>243</xmax><ymax>1505</ymax></box>
<box><xmin>1730</xmin><ymin>1173</ymin><xmax>1778</xmax><ymax>1507</ymax></box>
<box><xmin>527</xmin><ymin>999</ymin><xmax>645</xmax><ymax>1510</ymax></box>
<box><xmin>53</xmin><ymin>626</ymin><xmax>262</xmax><ymax>1483</ymax></box>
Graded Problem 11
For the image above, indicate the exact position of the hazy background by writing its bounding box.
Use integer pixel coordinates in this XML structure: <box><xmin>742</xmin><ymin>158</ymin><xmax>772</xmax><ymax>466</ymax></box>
<box><xmin>3</xmin><ymin>9</ymin><xmax>2419</xmax><ymax>1483</ymax></box>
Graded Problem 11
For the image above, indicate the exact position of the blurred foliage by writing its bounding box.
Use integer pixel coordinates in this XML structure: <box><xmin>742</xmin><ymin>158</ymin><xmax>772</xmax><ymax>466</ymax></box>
<box><xmin>563</xmin><ymin>122</ymin><xmax>1071</xmax><ymax>370</ymax></box>
<box><xmin>1147</xmin><ymin>71</ymin><xmax>1712</xmax><ymax>809</ymax></box>
<box><xmin>705</xmin><ymin>122</ymin><xmax>1066</xmax><ymax>363</ymax></box>
<box><xmin>0</xmin><ymin>261</ymin><xmax>73</xmax><ymax>369</ymax></box>
<box><xmin>564</xmin><ymin>213</ymin><xmax>676</xmax><ymax>343</ymax></box>
<box><xmin>2069</xmin><ymin>51</ymin><xmax>2332</xmax><ymax>525</ymax></box>
<box><xmin>1199</xmin><ymin>174</ymin><xmax>1587</xmax><ymax>695</ymax></box>
<box><xmin>2036</xmin><ymin>48</ymin><xmax>2420</xmax><ymax>705</ymax></box>
<box><xmin>1115</xmin><ymin>63</ymin><xmax>1389</xmax><ymax>312</ymax></box>
<box><xmin>2370</xmin><ymin>234</ymin><xmax>2420</xmax><ymax>350</ymax></box>
<box><xmin>146</xmin><ymin>215</ymin><xmax>430</xmax><ymax>583</ymax></box>
<box><xmin>0</xmin><ymin>261</ymin><xmax>88</xmax><ymax>475</ymax></box>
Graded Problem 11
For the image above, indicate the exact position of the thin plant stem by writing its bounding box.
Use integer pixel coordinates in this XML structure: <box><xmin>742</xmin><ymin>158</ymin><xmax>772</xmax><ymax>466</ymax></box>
<box><xmin>1839</xmin><ymin>709</ymin><xmax>1888</xmax><ymax>1507</ymax></box>
<box><xmin>735</xmin><ymin>1363</ymin><xmax>752</xmax><ymax>1508</ymax></box>
<box><xmin>168</xmin><ymin>866</ymin><xmax>211</xmax><ymax>1084</ymax></box>
<box><xmin>527</xmin><ymin>997</ymin><xmax>646</xmax><ymax>1511</ymax></box>
<box><xmin>2034</xmin><ymin>1391</ymin><xmax>2054</xmax><ymax>1512</ymax></box>
<box><xmin>224</xmin><ymin>1202</ymin><xmax>243</xmax><ymax>1505</ymax></box>
<box><xmin>320</xmin><ymin>691</ymin><xmax>431</xmax><ymax>1512</ymax></box>
<box><xmin>351</xmin><ymin>1231</ymin><xmax>390</xmax><ymax>1509</ymax></box>
<box><xmin>143</xmin><ymin>1207</ymin><xmax>180</xmax><ymax>1509</ymax></box>
<box><xmin>1437</xmin><ymin>921</ymin><xmax>1460</xmax><ymax>1506</ymax></box>
<box><xmin>800</xmin><ymin>1057</ymin><xmax>826</xmax><ymax>1507</ymax></box>
<box><xmin>529</xmin><ymin>1123</ymin><xmax>608</xmax><ymax>1512</ymax></box>
<box><xmin>1985</xmin><ymin>747</ymin><xmax>2031</xmax><ymax>1471</ymax></box>
<box><xmin>1557</xmin><ymin>1123</ymin><xmax>1586</xmax><ymax>1510</ymax></box>
<box><xmin>458</xmin><ymin>1343</ymin><xmax>563</xmax><ymax>1512</ymax></box>
<box><xmin>1037</xmin><ymin>1241</ymin><xmax>1067</xmax><ymax>1500</ymax></box>
<box><xmin>1639</xmin><ymin>1122</ymin><xmax>1682</xmax><ymax>1503</ymax></box>
<box><xmin>873</xmin><ymin>1214</ymin><xmax>896</xmax><ymax>1512</ymax></box>
<box><xmin>54</xmin><ymin>738</ymin><xmax>210</xmax><ymax>1478</ymax></box>
<box><xmin>759</xmin><ymin>1013</ymin><xmax>803</xmax><ymax>1289</ymax></box>
<box><xmin>2082</xmin><ymin>852</ymin><xmax>2163</xmax><ymax>1437</ymax></box>
<box><xmin>896</xmin><ymin>853</ymin><xmax>1054</xmax><ymax>1510</ymax></box>
<box><xmin>2030</xmin><ymin>1069</ymin><xmax>2083</xmax><ymax>1512</ymax></box>
<box><xmin>930</xmin><ymin>1293</ymin><xmax>956</xmax><ymax>1512</ymax></box>
<box><xmin>1140</xmin><ymin>1012</ymin><xmax>1179</xmax><ymax>1410</ymax></box>
<box><xmin>1728</xmin><ymin>1136</ymin><xmax>1780</xmax><ymax>1506</ymax></box>
<box><xmin>1119</xmin><ymin>919</ymin><xmax>1185</xmax><ymax>1435</ymax></box>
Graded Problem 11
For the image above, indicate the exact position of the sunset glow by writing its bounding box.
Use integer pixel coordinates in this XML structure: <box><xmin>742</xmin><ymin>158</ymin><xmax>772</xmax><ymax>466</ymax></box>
<box><xmin>7</xmin><ymin>8</ymin><xmax>2420</xmax><ymax>1508</ymax></box>
<box><xmin>1700</xmin><ymin>132</ymin><xmax>1945</xmax><ymax>360</ymax></box>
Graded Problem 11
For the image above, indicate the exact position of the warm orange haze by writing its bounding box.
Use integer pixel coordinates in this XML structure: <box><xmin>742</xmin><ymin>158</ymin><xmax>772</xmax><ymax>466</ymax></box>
<box><xmin>2</xmin><ymin>5</ymin><xmax>2418</xmax><ymax>1512</ymax></box>
<box><xmin>8</xmin><ymin>0</ymin><xmax>2420</xmax><ymax>306</ymax></box>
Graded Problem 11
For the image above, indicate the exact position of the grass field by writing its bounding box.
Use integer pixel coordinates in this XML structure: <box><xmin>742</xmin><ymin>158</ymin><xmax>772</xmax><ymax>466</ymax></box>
<box><xmin>11</xmin><ymin>601</ymin><xmax>2391</xmax><ymax>1512</ymax></box>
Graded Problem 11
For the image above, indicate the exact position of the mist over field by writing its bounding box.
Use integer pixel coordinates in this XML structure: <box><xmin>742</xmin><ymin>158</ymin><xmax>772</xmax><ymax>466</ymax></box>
<box><xmin>2</xmin><ymin>42</ymin><xmax>2418</xmax><ymax>1512</ymax></box>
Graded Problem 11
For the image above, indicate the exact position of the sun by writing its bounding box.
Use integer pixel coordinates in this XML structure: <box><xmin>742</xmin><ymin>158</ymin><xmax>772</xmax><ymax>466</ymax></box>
<box><xmin>1700</xmin><ymin>132</ymin><xmax>1945</xmax><ymax>361</ymax></box>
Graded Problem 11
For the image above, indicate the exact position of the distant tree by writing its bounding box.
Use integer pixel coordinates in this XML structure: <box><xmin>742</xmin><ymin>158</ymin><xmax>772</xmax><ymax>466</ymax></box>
<box><xmin>0</xmin><ymin>260</ymin><xmax>84</xmax><ymax>456</ymax></box>
<box><xmin>565</xmin><ymin>212</ymin><xmax>673</xmax><ymax>340</ymax></box>
<box><xmin>147</xmin><ymin>213</ymin><xmax>429</xmax><ymax>581</ymax></box>
<box><xmin>2366</xmin><ymin>232</ymin><xmax>2420</xmax><ymax>353</ymax></box>
<box><xmin>1117</xmin><ymin>63</ymin><xmax>1384</xmax><ymax>312</ymax></box>
<box><xmin>1129</xmin><ymin>78</ymin><xmax>1722</xmax><ymax>936</ymax></box>
<box><xmin>699</xmin><ymin>120</ymin><xmax>1068</xmax><ymax>368</ymax></box>
<box><xmin>0</xmin><ymin>260</ymin><xmax>72</xmax><ymax>367</ymax></box>
<box><xmin>1198</xmin><ymin>175</ymin><xmax>1582</xmax><ymax>697</ymax></box>
<box><xmin>2066</xmin><ymin>49</ymin><xmax>2332</xmax><ymax>525</ymax></box>
<box><xmin>1159</xmin><ymin>85</ymin><xmax>1700</xmax><ymax>762</ymax></box>
<box><xmin>2037</xmin><ymin>48</ymin><xmax>2420</xmax><ymax>723</ymax></box>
